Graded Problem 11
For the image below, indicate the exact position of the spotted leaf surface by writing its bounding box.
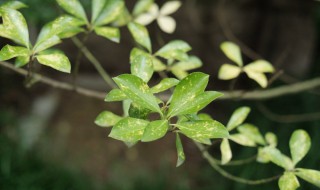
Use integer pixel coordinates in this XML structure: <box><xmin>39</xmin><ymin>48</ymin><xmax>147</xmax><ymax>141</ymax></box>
<box><xmin>93</xmin><ymin>0</ymin><xmax>124</xmax><ymax>26</ymax></box>
<box><xmin>295</xmin><ymin>168</ymin><xmax>320</xmax><ymax>188</ymax></box>
<box><xmin>36</xmin><ymin>53</ymin><xmax>71</xmax><ymax>73</ymax></box>
<box><xmin>141</xmin><ymin>120</ymin><xmax>169</xmax><ymax>142</ymax></box>
<box><xmin>151</xmin><ymin>78</ymin><xmax>179</xmax><ymax>93</ymax></box>
<box><xmin>56</xmin><ymin>0</ymin><xmax>88</xmax><ymax>23</ymax></box>
<box><xmin>237</xmin><ymin>123</ymin><xmax>266</xmax><ymax>145</ymax></box>
<box><xmin>94</xmin><ymin>26</ymin><xmax>120</xmax><ymax>43</ymax></box>
<box><xmin>263</xmin><ymin>147</ymin><xmax>294</xmax><ymax>170</ymax></box>
<box><xmin>226</xmin><ymin>107</ymin><xmax>251</xmax><ymax>131</ymax></box>
<box><xmin>0</xmin><ymin>45</ymin><xmax>29</xmax><ymax>61</ymax></box>
<box><xmin>176</xmin><ymin>133</ymin><xmax>185</xmax><ymax>167</ymax></box>
<box><xmin>155</xmin><ymin>40</ymin><xmax>191</xmax><ymax>61</ymax></box>
<box><xmin>128</xmin><ymin>22</ymin><xmax>152</xmax><ymax>52</ymax></box>
<box><xmin>279</xmin><ymin>172</ymin><xmax>300</xmax><ymax>190</ymax></box>
<box><xmin>95</xmin><ymin>111</ymin><xmax>122</xmax><ymax>127</ymax></box>
<box><xmin>130</xmin><ymin>54</ymin><xmax>154</xmax><ymax>82</ymax></box>
<box><xmin>105</xmin><ymin>89</ymin><xmax>127</xmax><ymax>102</ymax></box>
<box><xmin>289</xmin><ymin>129</ymin><xmax>311</xmax><ymax>165</ymax></box>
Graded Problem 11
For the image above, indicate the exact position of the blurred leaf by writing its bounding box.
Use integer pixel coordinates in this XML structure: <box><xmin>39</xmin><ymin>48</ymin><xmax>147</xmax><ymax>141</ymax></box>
<box><xmin>168</xmin><ymin>72</ymin><xmax>209</xmax><ymax>117</ymax></box>
<box><xmin>133</xmin><ymin>0</ymin><xmax>154</xmax><ymax>15</ymax></box>
<box><xmin>105</xmin><ymin>89</ymin><xmax>127</xmax><ymax>102</ymax></box>
<box><xmin>155</xmin><ymin>40</ymin><xmax>191</xmax><ymax>61</ymax></box>
<box><xmin>160</xmin><ymin>1</ymin><xmax>181</xmax><ymax>15</ymax></box>
<box><xmin>220</xmin><ymin>138</ymin><xmax>232</xmax><ymax>165</ymax></box>
<box><xmin>56</xmin><ymin>0</ymin><xmax>88</xmax><ymax>23</ymax></box>
<box><xmin>15</xmin><ymin>56</ymin><xmax>29</xmax><ymax>67</ymax></box>
<box><xmin>197</xmin><ymin>113</ymin><xmax>213</xmax><ymax>120</ymax></box>
<box><xmin>128</xmin><ymin>102</ymin><xmax>151</xmax><ymax>119</ymax></box>
<box><xmin>157</xmin><ymin>15</ymin><xmax>176</xmax><ymax>34</ymax></box>
<box><xmin>93</xmin><ymin>0</ymin><xmax>124</xmax><ymax>26</ymax></box>
<box><xmin>0</xmin><ymin>45</ymin><xmax>29</xmax><ymax>61</ymax></box>
<box><xmin>141</xmin><ymin>120</ymin><xmax>169</xmax><ymax>142</ymax></box>
<box><xmin>109</xmin><ymin>117</ymin><xmax>149</xmax><ymax>143</ymax></box>
<box><xmin>0</xmin><ymin>1</ymin><xmax>27</xmax><ymax>10</ymax></box>
<box><xmin>33</xmin><ymin>35</ymin><xmax>61</xmax><ymax>53</ymax></box>
<box><xmin>220</xmin><ymin>41</ymin><xmax>243</xmax><ymax>66</ymax></box>
<box><xmin>128</xmin><ymin>22</ymin><xmax>152</xmax><ymax>52</ymax></box>
<box><xmin>229</xmin><ymin>134</ymin><xmax>256</xmax><ymax>147</ymax></box>
<box><xmin>151</xmin><ymin>78</ymin><xmax>179</xmax><ymax>93</ymax></box>
<box><xmin>244</xmin><ymin>60</ymin><xmax>274</xmax><ymax>73</ymax></box>
<box><xmin>237</xmin><ymin>123</ymin><xmax>266</xmax><ymax>145</ymax></box>
<box><xmin>171</xmin><ymin>69</ymin><xmax>188</xmax><ymax>79</ymax></box>
<box><xmin>130</xmin><ymin>48</ymin><xmax>166</xmax><ymax>71</ymax></box>
<box><xmin>245</xmin><ymin>70</ymin><xmax>268</xmax><ymax>88</ymax></box>
<box><xmin>265</xmin><ymin>132</ymin><xmax>278</xmax><ymax>147</ymax></box>
<box><xmin>94</xmin><ymin>26</ymin><xmax>120</xmax><ymax>43</ymax></box>
<box><xmin>295</xmin><ymin>168</ymin><xmax>320</xmax><ymax>188</ymax></box>
<box><xmin>95</xmin><ymin>111</ymin><xmax>122</xmax><ymax>127</ymax></box>
<box><xmin>177</xmin><ymin>120</ymin><xmax>228</xmax><ymax>140</ymax></box>
<box><xmin>226</xmin><ymin>107</ymin><xmax>251</xmax><ymax>131</ymax></box>
<box><xmin>36</xmin><ymin>53</ymin><xmax>71</xmax><ymax>73</ymax></box>
<box><xmin>171</xmin><ymin>56</ymin><xmax>202</xmax><ymax>71</ymax></box>
<box><xmin>112</xmin><ymin>6</ymin><xmax>131</xmax><ymax>27</ymax></box>
<box><xmin>279</xmin><ymin>172</ymin><xmax>300</xmax><ymax>190</ymax></box>
<box><xmin>113</xmin><ymin>74</ymin><xmax>161</xmax><ymax>113</ymax></box>
<box><xmin>257</xmin><ymin>147</ymin><xmax>270</xmax><ymax>163</ymax></box>
<box><xmin>176</xmin><ymin>133</ymin><xmax>185</xmax><ymax>167</ymax></box>
<box><xmin>263</xmin><ymin>147</ymin><xmax>294</xmax><ymax>170</ymax></box>
<box><xmin>130</xmin><ymin>54</ymin><xmax>154</xmax><ymax>82</ymax></box>
<box><xmin>218</xmin><ymin>64</ymin><xmax>241</xmax><ymax>80</ymax></box>
<box><xmin>91</xmin><ymin>0</ymin><xmax>106</xmax><ymax>23</ymax></box>
<box><xmin>289</xmin><ymin>130</ymin><xmax>311</xmax><ymax>165</ymax></box>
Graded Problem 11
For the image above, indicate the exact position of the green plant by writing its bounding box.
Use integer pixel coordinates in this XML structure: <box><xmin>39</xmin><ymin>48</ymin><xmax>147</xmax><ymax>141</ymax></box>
<box><xmin>1</xmin><ymin>0</ymin><xmax>320</xmax><ymax>189</ymax></box>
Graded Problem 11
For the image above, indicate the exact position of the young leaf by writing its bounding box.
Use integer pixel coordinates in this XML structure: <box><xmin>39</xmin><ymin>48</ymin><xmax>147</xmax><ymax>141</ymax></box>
<box><xmin>176</xmin><ymin>120</ymin><xmax>229</xmax><ymax>140</ymax></box>
<box><xmin>0</xmin><ymin>8</ymin><xmax>29</xmax><ymax>48</ymax></box>
<box><xmin>155</xmin><ymin>40</ymin><xmax>191</xmax><ymax>61</ymax></box>
<box><xmin>244</xmin><ymin>60</ymin><xmax>274</xmax><ymax>73</ymax></box>
<box><xmin>130</xmin><ymin>48</ymin><xmax>166</xmax><ymax>71</ymax></box>
<box><xmin>265</xmin><ymin>132</ymin><xmax>278</xmax><ymax>147</ymax></box>
<box><xmin>112</xmin><ymin>74</ymin><xmax>161</xmax><ymax>113</ymax></box>
<box><xmin>141</xmin><ymin>120</ymin><xmax>169</xmax><ymax>142</ymax></box>
<box><xmin>263</xmin><ymin>147</ymin><xmax>294</xmax><ymax>170</ymax></box>
<box><xmin>245</xmin><ymin>70</ymin><xmax>268</xmax><ymax>88</ymax></box>
<box><xmin>226</xmin><ymin>107</ymin><xmax>251</xmax><ymax>131</ymax></box>
<box><xmin>170</xmin><ymin>56</ymin><xmax>202</xmax><ymax>71</ymax></box>
<box><xmin>56</xmin><ymin>0</ymin><xmax>88</xmax><ymax>23</ymax></box>
<box><xmin>128</xmin><ymin>22</ymin><xmax>152</xmax><ymax>52</ymax></box>
<box><xmin>175</xmin><ymin>133</ymin><xmax>185</xmax><ymax>167</ymax></box>
<box><xmin>229</xmin><ymin>134</ymin><xmax>256</xmax><ymax>147</ymax></box>
<box><xmin>93</xmin><ymin>0</ymin><xmax>124</xmax><ymax>26</ymax></box>
<box><xmin>167</xmin><ymin>72</ymin><xmax>209</xmax><ymax>117</ymax></box>
<box><xmin>279</xmin><ymin>172</ymin><xmax>300</xmax><ymax>190</ymax></box>
<box><xmin>218</xmin><ymin>64</ymin><xmax>241</xmax><ymax>80</ymax></box>
<box><xmin>289</xmin><ymin>129</ymin><xmax>311</xmax><ymax>165</ymax></box>
<box><xmin>105</xmin><ymin>89</ymin><xmax>127</xmax><ymax>102</ymax></box>
<box><xmin>157</xmin><ymin>15</ymin><xmax>176</xmax><ymax>34</ymax></box>
<box><xmin>95</xmin><ymin>111</ymin><xmax>122</xmax><ymax>127</ymax></box>
<box><xmin>237</xmin><ymin>123</ymin><xmax>266</xmax><ymax>145</ymax></box>
<box><xmin>130</xmin><ymin>54</ymin><xmax>154</xmax><ymax>83</ymax></box>
<box><xmin>128</xmin><ymin>103</ymin><xmax>151</xmax><ymax>119</ymax></box>
<box><xmin>0</xmin><ymin>45</ymin><xmax>29</xmax><ymax>61</ymax></box>
<box><xmin>15</xmin><ymin>56</ymin><xmax>29</xmax><ymax>67</ymax></box>
<box><xmin>36</xmin><ymin>53</ymin><xmax>71</xmax><ymax>73</ymax></box>
<box><xmin>295</xmin><ymin>168</ymin><xmax>320</xmax><ymax>188</ymax></box>
<box><xmin>109</xmin><ymin>117</ymin><xmax>149</xmax><ymax>143</ymax></box>
<box><xmin>220</xmin><ymin>41</ymin><xmax>243</xmax><ymax>66</ymax></box>
<box><xmin>150</xmin><ymin>78</ymin><xmax>179</xmax><ymax>93</ymax></box>
<box><xmin>160</xmin><ymin>1</ymin><xmax>181</xmax><ymax>15</ymax></box>
<box><xmin>133</xmin><ymin>0</ymin><xmax>154</xmax><ymax>16</ymax></box>
<box><xmin>94</xmin><ymin>26</ymin><xmax>120</xmax><ymax>43</ymax></box>
<box><xmin>91</xmin><ymin>0</ymin><xmax>106</xmax><ymax>23</ymax></box>
<box><xmin>33</xmin><ymin>35</ymin><xmax>61</xmax><ymax>53</ymax></box>
<box><xmin>220</xmin><ymin>138</ymin><xmax>232</xmax><ymax>165</ymax></box>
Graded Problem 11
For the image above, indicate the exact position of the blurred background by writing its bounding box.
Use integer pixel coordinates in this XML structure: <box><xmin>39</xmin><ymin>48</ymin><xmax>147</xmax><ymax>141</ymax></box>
<box><xmin>1</xmin><ymin>0</ymin><xmax>320</xmax><ymax>189</ymax></box>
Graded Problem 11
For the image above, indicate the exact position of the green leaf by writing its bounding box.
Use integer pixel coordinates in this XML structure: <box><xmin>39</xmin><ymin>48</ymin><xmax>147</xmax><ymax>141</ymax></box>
<box><xmin>295</xmin><ymin>168</ymin><xmax>320</xmax><ymax>188</ymax></box>
<box><xmin>229</xmin><ymin>134</ymin><xmax>256</xmax><ymax>147</ymax></box>
<box><xmin>133</xmin><ymin>0</ymin><xmax>154</xmax><ymax>15</ymax></box>
<box><xmin>171</xmin><ymin>56</ymin><xmax>202</xmax><ymax>71</ymax></box>
<box><xmin>220</xmin><ymin>41</ymin><xmax>243</xmax><ymax>66</ymax></box>
<box><xmin>0</xmin><ymin>45</ymin><xmax>29</xmax><ymax>61</ymax></box>
<box><xmin>176</xmin><ymin>120</ymin><xmax>229</xmax><ymax>140</ymax></box>
<box><xmin>95</xmin><ymin>111</ymin><xmax>122</xmax><ymax>127</ymax></box>
<box><xmin>128</xmin><ymin>102</ymin><xmax>151</xmax><ymax>119</ymax></box>
<box><xmin>220</xmin><ymin>138</ymin><xmax>232</xmax><ymax>165</ymax></box>
<box><xmin>263</xmin><ymin>147</ymin><xmax>294</xmax><ymax>170</ymax></box>
<box><xmin>112</xmin><ymin>74</ymin><xmax>161</xmax><ymax>113</ymax></box>
<box><xmin>0</xmin><ymin>1</ymin><xmax>27</xmax><ymax>10</ymax></box>
<box><xmin>237</xmin><ymin>123</ymin><xmax>266</xmax><ymax>145</ymax></box>
<box><xmin>218</xmin><ymin>64</ymin><xmax>241</xmax><ymax>80</ymax></box>
<box><xmin>175</xmin><ymin>133</ymin><xmax>185</xmax><ymax>167</ymax></box>
<box><xmin>265</xmin><ymin>132</ymin><xmax>278</xmax><ymax>147</ymax></box>
<box><xmin>130</xmin><ymin>54</ymin><xmax>154</xmax><ymax>82</ymax></box>
<box><xmin>122</xmin><ymin>99</ymin><xmax>132</xmax><ymax>117</ymax></box>
<box><xmin>257</xmin><ymin>147</ymin><xmax>270</xmax><ymax>163</ymax></box>
<box><xmin>94</xmin><ymin>26</ymin><xmax>120</xmax><ymax>43</ymax></box>
<box><xmin>168</xmin><ymin>72</ymin><xmax>209</xmax><ymax>117</ymax></box>
<box><xmin>109</xmin><ymin>117</ymin><xmax>149</xmax><ymax>143</ymax></box>
<box><xmin>93</xmin><ymin>0</ymin><xmax>124</xmax><ymax>26</ymax></box>
<box><xmin>130</xmin><ymin>48</ymin><xmax>166</xmax><ymax>71</ymax></box>
<box><xmin>245</xmin><ymin>70</ymin><xmax>268</xmax><ymax>88</ymax></box>
<box><xmin>105</xmin><ymin>89</ymin><xmax>127</xmax><ymax>102</ymax></box>
<box><xmin>150</xmin><ymin>78</ymin><xmax>179</xmax><ymax>93</ymax></box>
<box><xmin>226</xmin><ymin>107</ymin><xmax>251</xmax><ymax>131</ymax></box>
<box><xmin>15</xmin><ymin>56</ymin><xmax>29</xmax><ymax>67</ymax></box>
<box><xmin>33</xmin><ymin>35</ymin><xmax>61</xmax><ymax>53</ymax></box>
<box><xmin>91</xmin><ymin>0</ymin><xmax>106</xmax><ymax>23</ymax></box>
<box><xmin>128</xmin><ymin>22</ymin><xmax>152</xmax><ymax>52</ymax></box>
<box><xmin>56</xmin><ymin>0</ymin><xmax>88</xmax><ymax>23</ymax></box>
<box><xmin>289</xmin><ymin>129</ymin><xmax>311</xmax><ymax>165</ymax></box>
<box><xmin>155</xmin><ymin>40</ymin><xmax>191</xmax><ymax>61</ymax></box>
<box><xmin>171</xmin><ymin>69</ymin><xmax>188</xmax><ymax>80</ymax></box>
<box><xmin>197</xmin><ymin>113</ymin><xmax>213</xmax><ymax>121</ymax></box>
<box><xmin>0</xmin><ymin>8</ymin><xmax>29</xmax><ymax>48</ymax></box>
<box><xmin>141</xmin><ymin>120</ymin><xmax>169</xmax><ymax>142</ymax></box>
<box><xmin>279</xmin><ymin>172</ymin><xmax>300</xmax><ymax>190</ymax></box>
<box><xmin>244</xmin><ymin>60</ymin><xmax>274</xmax><ymax>73</ymax></box>
<box><xmin>36</xmin><ymin>53</ymin><xmax>71</xmax><ymax>73</ymax></box>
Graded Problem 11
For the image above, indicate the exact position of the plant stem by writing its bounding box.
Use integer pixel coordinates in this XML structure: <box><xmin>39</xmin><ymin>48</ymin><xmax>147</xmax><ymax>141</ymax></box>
<box><xmin>194</xmin><ymin>142</ymin><xmax>280</xmax><ymax>185</ymax></box>
<box><xmin>71</xmin><ymin>37</ymin><xmax>117</xmax><ymax>89</ymax></box>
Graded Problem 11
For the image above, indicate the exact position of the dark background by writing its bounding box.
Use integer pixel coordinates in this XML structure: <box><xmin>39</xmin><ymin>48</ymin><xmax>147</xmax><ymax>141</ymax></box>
<box><xmin>1</xmin><ymin>0</ymin><xmax>320</xmax><ymax>189</ymax></box>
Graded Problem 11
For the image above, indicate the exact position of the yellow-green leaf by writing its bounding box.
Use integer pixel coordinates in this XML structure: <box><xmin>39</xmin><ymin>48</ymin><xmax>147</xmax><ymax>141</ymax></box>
<box><xmin>150</xmin><ymin>78</ymin><xmax>179</xmax><ymax>93</ymax></box>
<box><xmin>218</xmin><ymin>64</ymin><xmax>241</xmax><ymax>80</ymax></box>
<box><xmin>244</xmin><ymin>60</ymin><xmax>274</xmax><ymax>73</ymax></box>
<box><xmin>133</xmin><ymin>0</ymin><xmax>154</xmax><ymax>16</ymax></box>
<box><xmin>226</xmin><ymin>107</ymin><xmax>251</xmax><ymax>131</ymax></box>
<box><xmin>94</xmin><ymin>26</ymin><xmax>120</xmax><ymax>43</ymax></box>
<box><xmin>130</xmin><ymin>54</ymin><xmax>154</xmax><ymax>82</ymax></box>
<box><xmin>15</xmin><ymin>56</ymin><xmax>29</xmax><ymax>67</ymax></box>
<box><xmin>95</xmin><ymin>111</ymin><xmax>122</xmax><ymax>127</ymax></box>
<box><xmin>128</xmin><ymin>22</ymin><xmax>152</xmax><ymax>52</ymax></box>
<box><xmin>289</xmin><ymin>130</ymin><xmax>311</xmax><ymax>165</ymax></box>
<box><xmin>220</xmin><ymin>138</ymin><xmax>232</xmax><ymax>165</ymax></box>
<box><xmin>105</xmin><ymin>89</ymin><xmax>127</xmax><ymax>102</ymax></box>
<box><xmin>279</xmin><ymin>172</ymin><xmax>300</xmax><ymax>190</ymax></box>
<box><xmin>229</xmin><ymin>133</ymin><xmax>256</xmax><ymax>147</ymax></box>
<box><xmin>93</xmin><ymin>0</ymin><xmax>124</xmax><ymax>26</ymax></box>
<box><xmin>176</xmin><ymin>133</ymin><xmax>185</xmax><ymax>167</ymax></box>
<box><xmin>36</xmin><ymin>53</ymin><xmax>71</xmax><ymax>73</ymax></box>
<box><xmin>295</xmin><ymin>168</ymin><xmax>320</xmax><ymax>188</ymax></box>
<box><xmin>245</xmin><ymin>70</ymin><xmax>268</xmax><ymax>88</ymax></box>
<box><xmin>141</xmin><ymin>120</ymin><xmax>169</xmax><ymax>142</ymax></box>
<box><xmin>263</xmin><ymin>147</ymin><xmax>294</xmax><ymax>170</ymax></box>
<box><xmin>0</xmin><ymin>45</ymin><xmax>29</xmax><ymax>61</ymax></box>
<box><xmin>220</xmin><ymin>41</ymin><xmax>243</xmax><ymax>66</ymax></box>
<box><xmin>56</xmin><ymin>0</ymin><xmax>88</xmax><ymax>23</ymax></box>
<box><xmin>237</xmin><ymin>123</ymin><xmax>266</xmax><ymax>145</ymax></box>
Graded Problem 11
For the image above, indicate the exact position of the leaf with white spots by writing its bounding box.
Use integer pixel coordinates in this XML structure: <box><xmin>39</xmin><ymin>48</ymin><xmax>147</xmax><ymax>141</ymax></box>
<box><xmin>151</xmin><ymin>78</ymin><xmax>179</xmax><ymax>93</ymax></box>
<box><xmin>130</xmin><ymin>48</ymin><xmax>166</xmax><ymax>71</ymax></box>
<box><xmin>33</xmin><ymin>35</ymin><xmax>61</xmax><ymax>53</ymax></box>
<box><xmin>229</xmin><ymin>133</ymin><xmax>256</xmax><ymax>147</ymax></box>
<box><xmin>0</xmin><ymin>45</ymin><xmax>29</xmax><ymax>61</ymax></box>
<box><xmin>141</xmin><ymin>120</ymin><xmax>169</xmax><ymax>142</ymax></box>
<box><xmin>156</xmin><ymin>40</ymin><xmax>191</xmax><ymax>61</ymax></box>
<box><xmin>105</xmin><ymin>89</ymin><xmax>127</xmax><ymax>102</ymax></box>
<box><xmin>128</xmin><ymin>22</ymin><xmax>152</xmax><ymax>52</ymax></box>
<box><xmin>109</xmin><ymin>117</ymin><xmax>149</xmax><ymax>143</ymax></box>
<box><xmin>263</xmin><ymin>146</ymin><xmax>294</xmax><ymax>170</ymax></box>
<box><xmin>221</xmin><ymin>138</ymin><xmax>232</xmax><ymax>165</ymax></box>
<box><xmin>94</xmin><ymin>26</ymin><xmax>120</xmax><ymax>43</ymax></box>
<box><xmin>130</xmin><ymin>54</ymin><xmax>154</xmax><ymax>82</ymax></box>
<box><xmin>95</xmin><ymin>111</ymin><xmax>122</xmax><ymax>127</ymax></box>
<box><xmin>289</xmin><ymin>129</ymin><xmax>311</xmax><ymax>165</ymax></box>
<box><xmin>56</xmin><ymin>0</ymin><xmax>88</xmax><ymax>23</ymax></box>
<box><xmin>295</xmin><ymin>168</ymin><xmax>320</xmax><ymax>188</ymax></box>
<box><xmin>226</xmin><ymin>107</ymin><xmax>251</xmax><ymax>131</ymax></box>
<box><xmin>171</xmin><ymin>56</ymin><xmax>203</xmax><ymax>71</ymax></box>
<box><xmin>112</xmin><ymin>74</ymin><xmax>161</xmax><ymax>113</ymax></box>
<box><xmin>279</xmin><ymin>172</ymin><xmax>300</xmax><ymax>190</ymax></box>
<box><xmin>160</xmin><ymin>1</ymin><xmax>181</xmax><ymax>15</ymax></box>
<box><xmin>237</xmin><ymin>123</ymin><xmax>266</xmax><ymax>145</ymax></box>
<box><xmin>36</xmin><ymin>53</ymin><xmax>71</xmax><ymax>73</ymax></box>
<box><xmin>220</xmin><ymin>41</ymin><xmax>243</xmax><ymax>66</ymax></box>
<box><xmin>176</xmin><ymin>133</ymin><xmax>185</xmax><ymax>167</ymax></box>
<box><xmin>218</xmin><ymin>64</ymin><xmax>241</xmax><ymax>80</ymax></box>
<box><xmin>177</xmin><ymin>120</ymin><xmax>229</xmax><ymax>140</ymax></box>
<box><xmin>93</xmin><ymin>0</ymin><xmax>124</xmax><ymax>26</ymax></box>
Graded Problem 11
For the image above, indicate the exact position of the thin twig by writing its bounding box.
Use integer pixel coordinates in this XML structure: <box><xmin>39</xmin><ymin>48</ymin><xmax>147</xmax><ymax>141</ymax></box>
<box><xmin>213</xmin><ymin>155</ymin><xmax>257</xmax><ymax>166</ymax></box>
<box><xmin>73</xmin><ymin>34</ymin><xmax>90</xmax><ymax>86</ymax></box>
<box><xmin>195</xmin><ymin>142</ymin><xmax>281</xmax><ymax>185</ymax></box>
